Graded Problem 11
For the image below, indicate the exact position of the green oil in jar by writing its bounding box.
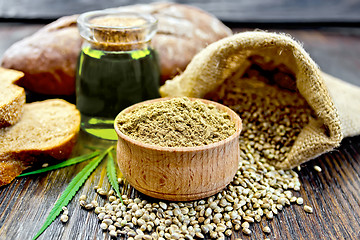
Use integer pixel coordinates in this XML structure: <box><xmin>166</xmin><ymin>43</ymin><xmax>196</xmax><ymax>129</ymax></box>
<box><xmin>76</xmin><ymin>46</ymin><xmax>160</xmax><ymax>140</ymax></box>
<box><xmin>76</xmin><ymin>11</ymin><xmax>160</xmax><ymax>140</ymax></box>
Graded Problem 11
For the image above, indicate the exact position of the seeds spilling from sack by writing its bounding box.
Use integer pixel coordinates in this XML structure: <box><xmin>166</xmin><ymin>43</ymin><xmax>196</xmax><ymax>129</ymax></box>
<box><xmin>81</xmin><ymin>58</ymin><xmax>315</xmax><ymax>238</ymax></box>
<box><xmin>87</xmin><ymin>168</ymin><xmax>306</xmax><ymax>240</ymax></box>
<box><xmin>210</xmin><ymin>57</ymin><xmax>314</xmax><ymax>166</ymax></box>
<box><xmin>85</xmin><ymin>131</ymin><xmax>312</xmax><ymax>239</ymax></box>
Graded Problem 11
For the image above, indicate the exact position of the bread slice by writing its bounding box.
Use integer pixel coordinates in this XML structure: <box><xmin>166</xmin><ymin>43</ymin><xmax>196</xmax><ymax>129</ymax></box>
<box><xmin>0</xmin><ymin>99</ymin><xmax>80</xmax><ymax>186</ymax></box>
<box><xmin>0</xmin><ymin>67</ymin><xmax>25</xmax><ymax>128</ymax></box>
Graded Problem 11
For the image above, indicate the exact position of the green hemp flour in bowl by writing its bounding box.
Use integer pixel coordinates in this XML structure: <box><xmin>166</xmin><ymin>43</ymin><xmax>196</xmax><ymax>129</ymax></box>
<box><xmin>116</xmin><ymin>97</ymin><xmax>236</xmax><ymax>147</ymax></box>
<box><xmin>114</xmin><ymin>97</ymin><xmax>242</xmax><ymax>201</ymax></box>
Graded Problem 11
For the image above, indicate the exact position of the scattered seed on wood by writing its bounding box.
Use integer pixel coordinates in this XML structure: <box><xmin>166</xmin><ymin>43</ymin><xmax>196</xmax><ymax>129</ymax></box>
<box><xmin>79</xmin><ymin>195</ymin><xmax>87</xmax><ymax>201</ymax></box>
<box><xmin>60</xmin><ymin>214</ymin><xmax>68</xmax><ymax>223</ymax></box>
<box><xmin>91</xmin><ymin>200</ymin><xmax>98</xmax><ymax>207</ymax></box>
<box><xmin>241</xmin><ymin>221</ymin><xmax>250</xmax><ymax>229</ymax></box>
<box><xmin>290</xmin><ymin>196</ymin><xmax>297</xmax><ymax>203</ymax></box>
<box><xmin>109</xmin><ymin>230</ymin><xmax>117</xmax><ymax>237</ymax></box>
<box><xmin>314</xmin><ymin>165</ymin><xmax>322</xmax><ymax>172</ymax></box>
<box><xmin>195</xmin><ymin>232</ymin><xmax>205</xmax><ymax>239</ymax></box>
<box><xmin>79</xmin><ymin>200</ymin><xmax>86</xmax><ymax>207</ymax></box>
<box><xmin>61</xmin><ymin>206</ymin><xmax>69</xmax><ymax>216</ymax></box>
<box><xmin>304</xmin><ymin>205</ymin><xmax>313</xmax><ymax>213</ymax></box>
<box><xmin>263</xmin><ymin>226</ymin><xmax>271</xmax><ymax>234</ymax></box>
<box><xmin>225</xmin><ymin>229</ymin><xmax>232</xmax><ymax>236</ymax></box>
<box><xmin>243</xmin><ymin>216</ymin><xmax>254</xmax><ymax>223</ymax></box>
<box><xmin>100</xmin><ymin>222</ymin><xmax>108</xmax><ymax>230</ymax></box>
<box><xmin>98</xmin><ymin>190</ymin><xmax>107</xmax><ymax>196</ymax></box>
<box><xmin>103</xmin><ymin>219</ymin><xmax>113</xmax><ymax>225</ymax></box>
<box><xmin>85</xmin><ymin>203</ymin><xmax>94</xmax><ymax>210</ymax></box>
<box><xmin>242</xmin><ymin>228</ymin><xmax>252</xmax><ymax>235</ymax></box>
<box><xmin>83</xmin><ymin>67</ymin><xmax>318</xmax><ymax>239</ymax></box>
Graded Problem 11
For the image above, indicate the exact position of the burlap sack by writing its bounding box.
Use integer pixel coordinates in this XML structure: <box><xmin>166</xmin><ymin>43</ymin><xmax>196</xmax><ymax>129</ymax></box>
<box><xmin>160</xmin><ymin>31</ymin><xmax>360</xmax><ymax>169</ymax></box>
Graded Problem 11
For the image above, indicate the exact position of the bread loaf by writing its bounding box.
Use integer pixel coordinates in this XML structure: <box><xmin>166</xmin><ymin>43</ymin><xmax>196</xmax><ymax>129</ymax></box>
<box><xmin>0</xmin><ymin>67</ymin><xmax>25</xmax><ymax>127</ymax></box>
<box><xmin>0</xmin><ymin>99</ymin><xmax>80</xmax><ymax>186</ymax></box>
<box><xmin>1</xmin><ymin>19</ymin><xmax>81</xmax><ymax>95</ymax></box>
<box><xmin>1</xmin><ymin>2</ymin><xmax>232</xmax><ymax>95</ymax></box>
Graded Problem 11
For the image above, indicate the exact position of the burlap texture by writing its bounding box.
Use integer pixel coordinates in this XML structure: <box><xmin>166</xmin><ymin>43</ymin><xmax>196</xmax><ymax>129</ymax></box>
<box><xmin>160</xmin><ymin>31</ymin><xmax>360</xmax><ymax>169</ymax></box>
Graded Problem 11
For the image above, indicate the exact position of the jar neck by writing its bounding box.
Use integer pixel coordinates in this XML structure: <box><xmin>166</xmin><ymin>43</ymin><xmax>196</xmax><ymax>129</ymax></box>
<box><xmin>78</xmin><ymin>11</ymin><xmax>157</xmax><ymax>52</ymax></box>
<box><xmin>87</xmin><ymin>41</ymin><xmax>150</xmax><ymax>52</ymax></box>
<box><xmin>84</xmin><ymin>39</ymin><xmax>152</xmax><ymax>52</ymax></box>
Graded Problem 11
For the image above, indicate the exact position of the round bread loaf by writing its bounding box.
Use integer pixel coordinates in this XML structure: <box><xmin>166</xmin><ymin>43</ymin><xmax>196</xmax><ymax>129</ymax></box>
<box><xmin>1</xmin><ymin>3</ymin><xmax>232</xmax><ymax>95</ymax></box>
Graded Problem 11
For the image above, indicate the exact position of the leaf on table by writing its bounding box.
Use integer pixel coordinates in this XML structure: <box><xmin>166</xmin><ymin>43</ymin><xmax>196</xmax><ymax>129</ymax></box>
<box><xmin>106</xmin><ymin>151</ymin><xmax>124</xmax><ymax>204</ymax></box>
<box><xmin>84</xmin><ymin>145</ymin><xmax>107</xmax><ymax>151</ymax></box>
<box><xmin>17</xmin><ymin>151</ymin><xmax>101</xmax><ymax>177</ymax></box>
<box><xmin>32</xmin><ymin>147</ymin><xmax>112</xmax><ymax>240</ymax></box>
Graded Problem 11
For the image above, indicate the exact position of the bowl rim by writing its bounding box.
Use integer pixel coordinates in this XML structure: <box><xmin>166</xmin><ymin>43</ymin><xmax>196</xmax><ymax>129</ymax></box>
<box><xmin>114</xmin><ymin>97</ymin><xmax>242</xmax><ymax>152</ymax></box>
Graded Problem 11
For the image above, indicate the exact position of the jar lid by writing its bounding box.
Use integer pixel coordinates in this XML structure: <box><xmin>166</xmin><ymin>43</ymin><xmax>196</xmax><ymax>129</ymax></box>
<box><xmin>77</xmin><ymin>10</ymin><xmax>158</xmax><ymax>51</ymax></box>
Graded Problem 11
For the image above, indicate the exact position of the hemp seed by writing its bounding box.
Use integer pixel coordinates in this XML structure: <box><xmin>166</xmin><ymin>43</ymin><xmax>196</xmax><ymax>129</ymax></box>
<box><xmin>304</xmin><ymin>205</ymin><xmax>313</xmax><ymax>213</ymax></box>
<box><xmin>263</xmin><ymin>226</ymin><xmax>271</xmax><ymax>234</ymax></box>
<box><xmin>85</xmin><ymin>67</ymin><xmax>317</xmax><ymax>239</ymax></box>
<box><xmin>314</xmin><ymin>166</ymin><xmax>322</xmax><ymax>172</ymax></box>
<box><xmin>242</xmin><ymin>228</ymin><xmax>251</xmax><ymax>235</ymax></box>
<box><xmin>79</xmin><ymin>195</ymin><xmax>87</xmax><ymax>201</ymax></box>
<box><xmin>296</xmin><ymin>197</ymin><xmax>304</xmax><ymax>205</ymax></box>
<box><xmin>60</xmin><ymin>214</ymin><xmax>68</xmax><ymax>223</ymax></box>
<box><xmin>109</xmin><ymin>230</ymin><xmax>117</xmax><ymax>237</ymax></box>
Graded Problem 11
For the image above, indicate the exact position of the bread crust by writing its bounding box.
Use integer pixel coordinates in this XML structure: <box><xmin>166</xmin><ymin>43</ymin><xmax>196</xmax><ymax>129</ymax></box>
<box><xmin>0</xmin><ymin>68</ymin><xmax>25</xmax><ymax>127</ymax></box>
<box><xmin>0</xmin><ymin>159</ymin><xmax>26</xmax><ymax>187</ymax></box>
<box><xmin>0</xmin><ymin>133</ymin><xmax>78</xmax><ymax>186</ymax></box>
<box><xmin>2</xmin><ymin>27</ymin><xmax>81</xmax><ymax>95</ymax></box>
<box><xmin>1</xmin><ymin>3</ymin><xmax>232</xmax><ymax>94</ymax></box>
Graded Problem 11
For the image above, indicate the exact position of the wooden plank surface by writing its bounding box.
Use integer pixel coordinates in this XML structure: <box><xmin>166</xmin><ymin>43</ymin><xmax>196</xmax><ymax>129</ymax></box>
<box><xmin>1</xmin><ymin>0</ymin><xmax>360</xmax><ymax>23</ymax></box>
<box><xmin>285</xmin><ymin>28</ymin><xmax>360</xmax><ymax>87</ymax></box>
<box><xmin>0</xmin><ymin>23</ymin><xmax>360</xmax><ymax>240</ymax></box>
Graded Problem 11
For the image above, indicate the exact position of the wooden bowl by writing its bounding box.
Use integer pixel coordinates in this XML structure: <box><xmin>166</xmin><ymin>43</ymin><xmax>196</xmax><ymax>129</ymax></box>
<box><xmin>114</xmin><ymin>98</ymin><xmax>242</xmax><ymax>201</ymax></box>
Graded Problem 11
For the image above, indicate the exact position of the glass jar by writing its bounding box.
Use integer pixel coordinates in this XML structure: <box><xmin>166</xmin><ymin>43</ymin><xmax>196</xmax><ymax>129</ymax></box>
<box><xmin>76</xmin><ymin>10</ymin><xmax>161</xmax><ymax>140</ymax></box>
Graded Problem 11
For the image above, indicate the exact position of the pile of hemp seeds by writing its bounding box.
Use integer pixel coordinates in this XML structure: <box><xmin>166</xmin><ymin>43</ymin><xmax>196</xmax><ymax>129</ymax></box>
<box><xmin>77</xmin><ymin>58</ymin><xmax>317</xmax><ymax>239</ymax></box>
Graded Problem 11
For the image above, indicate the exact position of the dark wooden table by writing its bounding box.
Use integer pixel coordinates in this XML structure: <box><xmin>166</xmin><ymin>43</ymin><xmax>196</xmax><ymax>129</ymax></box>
<box><xmin>0</xmin><ymin>5</ymin><xmax>360</xmax><ymax>240</ymax></box>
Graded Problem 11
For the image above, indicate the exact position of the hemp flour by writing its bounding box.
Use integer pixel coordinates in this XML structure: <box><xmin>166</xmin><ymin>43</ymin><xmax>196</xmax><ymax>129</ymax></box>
<box><xmin>116</xmin><ymin>97</ymin><xmax>236</xmax><ymax>147</ymax></box>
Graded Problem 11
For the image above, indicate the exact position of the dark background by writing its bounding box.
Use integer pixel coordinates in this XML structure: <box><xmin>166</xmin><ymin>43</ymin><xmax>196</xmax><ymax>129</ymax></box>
<box><xmin>1</xmin><ymin>0</ymin><xmax>359</xmax><ymax>86</ymax></box>
<box><xmin>1</xmin><ymin>0</ymin><xmax>360</xmax><ymax>25</ymax></box>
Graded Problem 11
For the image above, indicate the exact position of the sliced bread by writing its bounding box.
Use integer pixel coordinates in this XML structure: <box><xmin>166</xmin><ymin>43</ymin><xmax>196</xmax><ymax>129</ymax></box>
<box><xmin>0</xmin><ymin>99</ymin><xmax>80</xmax><ymax>186</ymax></box>
<box><xmin>0</xmin><ymin>67</ymin><xmax>25</xmax><ymax>128</ymax></box>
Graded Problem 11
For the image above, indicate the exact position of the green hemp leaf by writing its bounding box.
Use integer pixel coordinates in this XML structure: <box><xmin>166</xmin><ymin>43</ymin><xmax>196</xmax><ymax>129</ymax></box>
<box><xmin>106</xmin><ymin>151</ymin><xmax>124</xmax><ymax>204</ymax></box>
<box><xmin>18</xmin><ymin>151</ymin><xmax>100</xmax><ymax>177</ymax></box>
<box><xmin>32</xmin><ymin>146</ymin><xmax>112</xmax><ymax>240</ymax></box>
